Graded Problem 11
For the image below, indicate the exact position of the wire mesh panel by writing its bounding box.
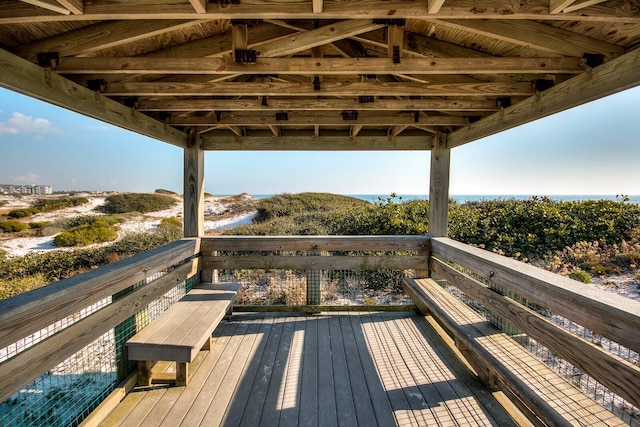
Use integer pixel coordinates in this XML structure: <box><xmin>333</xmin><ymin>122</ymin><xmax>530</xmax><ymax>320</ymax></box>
<box><xmin>222</xmin><ymin>268</ymin><xmax>413</xmax><ymax>306</ymax></box>
<box><xmin>442</xmin><ymin>281</ymin><xmax>640</xmax><ymax>426</ymax></box>
<box><xmin>0</xmin><ymin>272</ymin><xmax>197</xmax><ymax>427</ymax></box>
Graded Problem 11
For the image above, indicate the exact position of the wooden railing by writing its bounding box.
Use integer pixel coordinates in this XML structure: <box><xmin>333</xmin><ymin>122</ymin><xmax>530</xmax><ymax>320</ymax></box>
<box><xmin>1</xmin><ymin>235</ymin><xmax>638</xmax><ymax>424</ymax></box>
<box><xmin>429</xmin><ymin>237</ymin><xmax>640</xmax><ymax>410</ymax></box>
<box><xmin>0</xmin><ymin>238</ymin><xmax>201</xmax><ymax>404</ymax></box>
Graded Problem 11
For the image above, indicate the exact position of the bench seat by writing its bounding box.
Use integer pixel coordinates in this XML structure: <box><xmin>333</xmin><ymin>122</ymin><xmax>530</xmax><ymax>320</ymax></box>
<box><xmin>126</xmin><ymin>282</ymin><xmax>241</xmax><ymax>386</ymax></box>
<box><xmin>403</xmin><ymin>277</ymin><xmax>625</xmax><ymax>427</ymax></box>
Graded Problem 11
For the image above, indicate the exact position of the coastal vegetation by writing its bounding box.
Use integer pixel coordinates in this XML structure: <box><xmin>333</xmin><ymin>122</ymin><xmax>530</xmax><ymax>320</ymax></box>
<box><xmin>1</xmin><ymin>193</ymin><xmax>639</xmax><ymax>299</ymax></box>
<box><xmin>99</xmin><ymin>193</ymin><xmax>177</xmax><ymax>214</ymax></box>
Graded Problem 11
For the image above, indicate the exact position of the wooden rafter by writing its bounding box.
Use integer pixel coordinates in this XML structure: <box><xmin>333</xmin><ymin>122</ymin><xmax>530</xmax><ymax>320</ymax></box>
<box><xmin>55</xmin><ymin>0</ymin><xmax>82</xmax><ymax>14</ymax></box>
<box><xmin>103</xmin><ymin>81</ymin><xmax>535</xmax><ymax>97</ymax></box>
<box><xmin>54</xmin><ymin>56</ymin><xmax>585</xmax><ymax>75</ymax></box>
<box><xmin>313</xmin><ymin>0</ymin><xmax>323</xmax><ymax>14</ymax></box>
<box><xmin>425</xmin><ymin>19</ymin><xmax>624</xmax><ymax>58</ymax></box>
<box><xmin>136</xmin><ymin>97</ymin><xmax>499</xmax><ymax>112</ymax></box>
<box><xmin>188</xmin><ymin>0</ymin><xmax>207</xmax><ymax>14</ymax></box>
<box><xmin>550</xmin><ymin>0</ymin><xmax>609</xmax><ymax>14</ymax></box>
<box><xmin>18</xmin><ymin>0</ymin><xmax>71</xmax><ymax>15</ymax></box>
<box><xmin>165</xmin><ymin>112</ymin><xmax>469</xmax><ymax>127</ymax></box>
<box><xmin>200</xmin><ymin>134</ymin><xmax>434</xmax><ymax>150</ymax></box>
<box><xmin>0</xmin><ymin>48</ymin><xmax>187</xmax><ymax>148</ymax></box>
<box><xmin>428</xmin><ymin>0</ymin><xmax>447</xmax><ymax>14</ymax></box>
<box><xmin>18</xmin><ymin>20</ymin><xmax>213</xmax><ymax>60</ymax></box>
<box><xmin>255</xmin><ymin>20</ymin><xmax>384</xmax><ymax>58</ymax></box>
<box><xmin>3</xmin><ymin>1</ymin><xmax>639</xmax><ymax>24</ymax></box>
<box><xmin>447</xmin><ymin>48</ymin><xmax>640</xmax><ymax>148</ymax></box>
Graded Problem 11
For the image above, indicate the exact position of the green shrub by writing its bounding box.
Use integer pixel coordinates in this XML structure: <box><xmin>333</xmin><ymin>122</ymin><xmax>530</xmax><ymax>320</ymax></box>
<box><xmin>28</xmin><ymin>221</ymin><xmax>51</xmax><ymax>229</ymax></box>
<box><xmin>155</xmin><ymin>188</ymin><xmax>177</xmax><ymax>195</ymax></box>
<box><xmin>8</xmin><ymin>208</ymin><xmax>40</xmax><ymax>218</ymax></box>
<box><xmin>31</xmin><ymin>196</ymin><xmax>88</xmax><ymax>212</ymax></box>
<box><xmin>158</xmin><ymin>217</ymin><xmax>183</xmax><ymax>242</ymax></box>
<box><xmin>100</xmin><ymin>193</ymin><xmax>177</xmax><ymax>214</ymax></box>
<box><xmin>0</xmin><ymin>220</ymin><xmax>28</xmax><ymax>233</ymax></box>
<box><xmin>0</xmin><ymin>274</ymin><xmax>48</xmax><ymax>300</ymax></box>
<box><xmin>53</xmin><ymin>216</ymin><xmax>120</xmax><ymax>247</ymax></box>
<box><xmin>569</xmin><ymin>270</ymin><xmax>592</xmax><ymax>284</ymax></box>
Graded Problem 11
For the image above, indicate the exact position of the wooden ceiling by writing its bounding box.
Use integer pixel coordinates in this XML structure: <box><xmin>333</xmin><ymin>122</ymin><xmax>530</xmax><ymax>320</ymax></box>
<box><xmin>0</xmin><ymin>1</ymin><xmax>639</xmax><ymax>150</ymax></box>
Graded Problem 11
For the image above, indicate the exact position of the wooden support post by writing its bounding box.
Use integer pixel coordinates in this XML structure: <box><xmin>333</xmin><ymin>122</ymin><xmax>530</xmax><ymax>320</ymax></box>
<box><xmin>429</xmin><ymin>133</ymin><xmax>450</xmax><ymax>238</ymax></box>
<box><xmin>176</xmin><ymin>362</ymin><xmax>188</xmax><ymax>386</ymax></box>
<box><xmin>184</xmin><ymin>131</ymin><xmax>204</xmax><ymax>238</ymax></box>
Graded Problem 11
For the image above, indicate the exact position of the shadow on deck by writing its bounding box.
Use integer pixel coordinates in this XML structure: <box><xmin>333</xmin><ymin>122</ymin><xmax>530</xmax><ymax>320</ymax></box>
<box><xmin>102</xmin><ymin>312</ymin><xmax>516</xmax><ymax>427</ymax></box>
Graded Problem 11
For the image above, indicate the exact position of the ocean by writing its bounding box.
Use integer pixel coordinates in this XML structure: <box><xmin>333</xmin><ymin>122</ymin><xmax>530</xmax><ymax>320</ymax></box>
<box><xmin>247</xmin><ymin>194</ymin><xmax>640</xmax><ymax>205</ymax></box>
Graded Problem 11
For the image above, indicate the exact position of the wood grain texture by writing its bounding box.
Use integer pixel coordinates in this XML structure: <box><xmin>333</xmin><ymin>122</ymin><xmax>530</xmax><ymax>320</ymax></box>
<box><xmin>430</xmin><ymin>257</ymin><xmax>640</xmax><ymax>408</ymax></box>
<box><xmin>0</xmin><ymin>239</ymin><xmax>199</xmax><ymax>350</ymax></box>
<box><xmin>0</xmin><ymin>261</ymin><xmax>198</xmax><ymax>403</ymax></box>
<box><xmin>202</xmin><ymin>255</ymin><xmax>427</xmax><ymax>270</ymax></box>
<box><xmin>428</xmin><ymin>133</ymin><xmax>450</xmax><ymax>237</ymax></box>
<box><xmin>0</xmin><ymin>48</ymin><xmax>187</xmax><ymax>147</ymax></box>
<box><xmin>430</xmin><ymin>237</ymin><xmax>640</xmax><ymax>355</ymax></box>
<box><xmin>183</xmin><ymin>139</ymin><xmax>204</xmax><ymax>237</ymax></box>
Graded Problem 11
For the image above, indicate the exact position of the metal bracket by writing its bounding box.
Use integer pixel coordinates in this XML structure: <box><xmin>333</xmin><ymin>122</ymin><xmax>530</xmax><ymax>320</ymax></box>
<box><xmin>37</xmin><ymin>52</ymin><xmax>59</xmax><ymax>68</ymax></box>
<box><xmin>582</xmin><ymin>53</ymin><xmax>604</xmax><ymax>68</ymax></box>
<box><xmin>230</xmin><ymin>19</ymin><xmax>261</xmax><ymax>27</ymax></box>
<box><xmin>358</xmin><ymin>96</ymin><xmax>375</xmax><ymax>103</ymax></box>
<box><xmin>392</xmin><ymin>46</ymin><xmax>401</xmax><ymax>64</ymax></box>
<box><xmin>313</xmin><ymin>75</ymin><xmax>321</xmax><ymax>91</ymax></box>
<box><xmin>534</xmin><ymin>79</ymin><xmax>555</xmax><ymax>92</ymax></box>
<box><xmin>496</xmin><ymin>97</ymin><xmax>511</xmax><ymax>108</ymax></box>
<box><xmin>123</xmin><ymin>97</ymin><xmax>139</xmax><ymax>108</ymax></box>
<box><xmin>87</xmin><ymin>79</ymin><xmax>107</xmax><ymax>92</ymax></box>
<box><xmin>275</xmin><ymin>112</ymin><xmax>289</xmax><ymax>121</ymax></box>
<box><xmin>234</xmin><ymin>49</ymin><xmax>257</xmax><ymax>64</ymax></box>
<box><xmin>158</xmin><ymin>112</ymin><xmax>172</xmax><ymax>123</ymax></box>
<box><xmin>209</xmin><ymin>0</ymin><xmax>240</xmax><ymax>4</ymax></box>
<box><xmin>342</xmin><ymin>111</ymin><xmax>359</xmax><ymax>121</ymax></box>
<box><xmin>373</xmin><ymin>19</ymin><xmax>406</xmax><ymax>26</ymax></box>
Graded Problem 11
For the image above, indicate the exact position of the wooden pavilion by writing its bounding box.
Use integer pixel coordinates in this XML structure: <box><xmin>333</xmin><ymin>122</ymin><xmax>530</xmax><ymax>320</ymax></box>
<box><xmin>0</xmin><ymin>2</ymin><xmax>639</xmax><ymax>426</ymax></box>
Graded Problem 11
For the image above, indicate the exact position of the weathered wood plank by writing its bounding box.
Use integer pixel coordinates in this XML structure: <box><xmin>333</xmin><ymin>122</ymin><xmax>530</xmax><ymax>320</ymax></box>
<box><xmin>316</xmin><ymin>315</ymin><xmax>338</xmax><ymax>427</ymax></box>
<box><xmin>3</xmin><ymin>0</ymin><xmax>639</xmax><ymax>23</ymax></box>
<box><xmin>106</xmin><ymin>81</ymin><xmax>534</xmax><ymax>97</ymax></box>
<box><xmin>236</xmin><ymin>314</ymin><xmax>284</xmax><ymax>425</ymax></box>
<box><xmin>298</xmin><ymin>315</ymin><xmax>319</xmax><ymax>427</ymax></box>
<box><xmin>428</xmin><ymin>133</ymin><xmax>450</xmax><ymax>237</ymax></box>
<box><xmin>203</xmin><ymin>255</ymin><xmax>427</xmax><ymax>270</ymax></box>
<box><xmin>0</xmin><ymin>48</ymin><xmax>187</xmax><ymax>148</ymax></box>
<box><xmin>201</xmin><ymin>134</ymin><xmax>434</xmax><ymax>151</ymax></box>
<box><xmin>329</xmin><ymin>313</ymin><xmax>358</xmax><ymax>426</ymax></box>
<box><xmin>0</xmin><ymin>260</ymin><xmax>198</xmax><ymax>403</ymax></box>
<box><xmin>201</xmin><ymin>235</ymin><xmax>430</xmax><ymax>253</ymax></box>
<box><xmin>447</xmin><ymin>48</ymin><xmax>640</xmax><ymax>148</ymax></box>
<box><xmin>430</xmin><ymin>237</ymin><xmax>640</xmax><ymax>355</ymax></box>
<box><xmin>137</xmin><ymin>97</ymin><xmax>499</xmax><ymax>112</ymax></box>
<box><xmin>183</xmin><ymin>138</ymin><xmax>204</xmax><ymax>238</ymax></box>
<box><xmin>430</xmin><ymin>257</ymin><xmax>640</xmax><ymax>408</ymax></box>
<box><xmin>220</xmin><ymin>313</ymin><xmax>273</xmax><ymax>426</ymax></box>
<box><xmin>55</xmin><ymin>56</ymin><xmax>585</xmax><ymax>75</ymax></box>
<box><xmin>403</xmin><ymin>277</ymin><xmax>626</xmax><ymax>426</ymax></box>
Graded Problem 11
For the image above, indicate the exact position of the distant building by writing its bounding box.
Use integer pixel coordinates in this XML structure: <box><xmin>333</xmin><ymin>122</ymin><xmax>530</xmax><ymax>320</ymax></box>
<box><xmin>0</xmin><ymin>184</ymin><xmax>52</xmax><ymax>195</ymax></box>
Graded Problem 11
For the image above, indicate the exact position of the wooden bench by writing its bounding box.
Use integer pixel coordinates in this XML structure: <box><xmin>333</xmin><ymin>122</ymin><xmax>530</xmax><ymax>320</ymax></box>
<box><xmin>403</xmin><ymin>277</ymin><xmax>625</xmax><ymax>427</ymax></box>
<box><xmin>126</xmin><ymin>282</ymin><xmax>241</xmax><ymax>387</ymax></box>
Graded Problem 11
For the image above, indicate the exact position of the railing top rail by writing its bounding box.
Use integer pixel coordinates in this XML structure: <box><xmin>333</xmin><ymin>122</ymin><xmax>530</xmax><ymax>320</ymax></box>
<box><xmin>201</xmin><ymin>235</ymin><xmax>431</xmax><ymax>252</ymax></box>
<box><xmin>0</xmin><ymin>238</ymin><xmax>200</xmax><ymax>350</ymax></box>
<box><xmin>431</xmin><ymin>237</ymin><xmax>640</xmax><ymax>354</ymax></box>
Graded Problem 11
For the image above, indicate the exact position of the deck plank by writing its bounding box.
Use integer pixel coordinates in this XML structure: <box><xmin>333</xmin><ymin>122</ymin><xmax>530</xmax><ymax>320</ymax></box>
<box><xmin>101</xmin><ymin>312</ymin><xmax>555</xmax><ymax>427</ymax></box>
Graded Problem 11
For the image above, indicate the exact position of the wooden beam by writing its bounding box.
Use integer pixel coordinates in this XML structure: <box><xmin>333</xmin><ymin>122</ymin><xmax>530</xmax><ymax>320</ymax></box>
<box><xmin>188</xmin><ymin>0</ymin><xmax>207</xmax><ymax>14</ymax></box>
<box><xmin>313</xmin><ymin>0</ymin><xmax>323</xmax><ymax>13</ymax></box>
<box><xmin>55</xmin><ymin>56</ymin><xmax>585</xmax><ymax>75</ymax></box>
<box><xmin>425</xmin><ymin>19</ymin><xmax>624</xmax><ymax>58</ymax></box>
<box><xmin>137</xmin><ymin>97</ymin><xmax>499</xmax><ymax>112</ymax></box>
<box><xmin>350</xmin><ymin>125</ymin><xmax>363</xmax><ymax>137</ymax></box>
<box><xmin>563</xmin><ymin>0</ymin><xmax>609</xmax><ymax>13</ymax></box>
<box><xmin>256</xmin><ymin>20</ymin><xmax>384</xmax><ymax>58</ymax></box>
<box><xmin>0</xmin><ymin>48</ymin><xmax>187</xmax><ymax>148</ymax></box>
<box><xmin>447</xmin><ymin>48</ymin><xmax>640</xmax><ymax>148</ymax></box>
<box><xmin>428</xmin><ymin>133</ymin><xmax>450</xmax><ymax>237</ymax></box>
<box><xmin>18</xmin><ymin>0</ymin><xmax>71</xmax><ymax>15</ymax></box>
<box><xmin>184</xmin><ymin>134</ymin><xmax>204</xmax><ymax>237</ymax></box>
<box><xmin>3</xmin><ymin>1</ymin><xmax>639</xmax><ymax>24</ymax></box>
<box><xmin>55</xmin><ymin>0</ymin><xmax>82</xmax><ymax>14</ymax></box>
<box><xmin>167</xmin><ymin>112</ymin><xmax>469</xmax><ymax>127</ymax></box>
<box><xmin>200</xmin><ymin>134</ymin><xmax>434</xmax><ymax>150</ymax></box>
<box><xmin>18</xmin><ymin>20</ymin><xmax>211</xmax><ymax>60</ymax></box>
<box><xmin>428</xmin><ymin>0</ymin><xmax>447</xmax><ymax>14</ymax></box>
<box><xmin>104</xmin><ymin>81</ymin><xmax>535</xmax><ymax>97</ymax></box>
<box><xmin>231</xmin><ymin>21</ymin><xmax>249</xmax><ymax>61</ymax></box>
<box><xmin>549</xmin><ymin>0</ymin><xmax>578</xmax><ymax>14</ymax></box>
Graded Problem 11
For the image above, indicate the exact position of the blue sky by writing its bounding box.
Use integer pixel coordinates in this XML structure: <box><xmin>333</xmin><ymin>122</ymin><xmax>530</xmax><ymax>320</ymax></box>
<box><xmin>0</xmin><ymin>86</ymin><xmax>638</xmax><ymax>196</ymax></box>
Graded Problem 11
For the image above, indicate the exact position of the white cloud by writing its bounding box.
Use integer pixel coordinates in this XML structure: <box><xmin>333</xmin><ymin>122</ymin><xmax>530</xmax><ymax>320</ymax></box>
<box><xmin>14</xmin><ymin>172</ymin><xmax>41</xmax><ymax>184</ymax></box>
<box><xmin>0</xmin><ymin>112</ymin><xmax>62</xmax><ymax>137</ymax></box>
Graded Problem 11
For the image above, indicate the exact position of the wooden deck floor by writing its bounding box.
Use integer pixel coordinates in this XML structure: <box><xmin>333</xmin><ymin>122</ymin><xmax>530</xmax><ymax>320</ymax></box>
<box><xmin>101</xmin><ymin>312</ymin><xmax>517</xmax><ymax>427</ymax></box>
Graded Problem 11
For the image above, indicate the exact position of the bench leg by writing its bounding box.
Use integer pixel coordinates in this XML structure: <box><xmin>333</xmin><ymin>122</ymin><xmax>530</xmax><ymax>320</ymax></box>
<box><xmin>176</xmin><ymin>362</ymin><xmax>189</xmax><ymax>386</ymax></box>
<box><xmin>202</xmin><ymin>335</ymin><xmax>212</xmax><ymax>351</ymax></box>
<box><xmin>224</xmin><ymin>304</ymin><xmax>233</xmax><ymax>321</ymax></box>
<box><xmin>138</xmin><ymin>361</ymin><xmax>154</xmax><ymax>387</ymax></box>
